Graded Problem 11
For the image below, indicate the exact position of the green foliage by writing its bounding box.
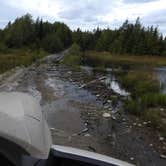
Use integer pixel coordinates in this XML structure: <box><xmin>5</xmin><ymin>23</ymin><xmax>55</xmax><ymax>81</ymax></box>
<box><xmin>125</xmin><ymin>93</ymin><xmax>166</xmax><ymax>114</ymax></box>
<box><xmin>0</xmin><ymin>42</ymin><xmax>8</xmax><ymax>53</ymax></box>
<box><xmin>125</xmin><ymin>99</ymin><xmax>141</xmax><ymax>115</ymax></box>
<box><xmin>84</xmin><ymin>51</ymin><xmax>166</xmax><ymax>69</ymax></box>
<box><xmin>73</xmin><ymin>17</ymin><xmax>166</xmax><ymax>56</ymax></box>
<box><xmin>42</xmin><ymin>33</ymin><xmax>63</xmax><ymax>53</ymax></box>
<box><xmin>0</xmin><ymin>14</ymin><xmax>72</xmax><ymax>53</ymax></box>
<box><xmin>0</xmin><ymin>49</ymin><xmax>47</xmax><ymax>74</ymax></box>
<box><xmin>4</xmin><ymin>14</ymin><xmax>35</xmax><ymax>48</ymax></box>
<box><xmin>72</xmin><ymin>29</ymin><xmax>95</xmax><ymax>51</ymax></box>
<box><xmin>121</xmin><ymin>71</ymin><xmax>166</xmax><ymax>134</ymax></box>
<box><xmin>96</xmin><ymin>29</ymin><xmax>115</xmax><ymax>51</ymax></box>
<box><xmin>141</xmin><ymin>93</ymin><xmax>166</xmax><ymax>108</ymax></box>
<box><xmin>62</xmin><ymin>43</ymin><xmax>82</xmax><ymax>67</ymax></box>
<box><xmin>125</xmin><ymin>98</ymin><xmax>166</xmax><ymax>133</ymax></box>
<box><xmin>120</xmin><ymin>71</ymin><xmax>160</xmax><ymax>98</ymax></box>
<box><xmin>68</xmin><ymin>43</ymin><xmax>81</xmax><ymax>56</ymax></box>
<box><xmin>54</xmin><ymin>22</ymin><xmax>72</xmax><ymax>48</ymax></box>
<box><xmin>1</xmin><ymin>15</ymin><xmax>166</xmax><ymax>56</ymax></box>
<box><xmin>144</xmin><ymin>108</ymin><xmax>166</xmax><ymax>133</ymax></box>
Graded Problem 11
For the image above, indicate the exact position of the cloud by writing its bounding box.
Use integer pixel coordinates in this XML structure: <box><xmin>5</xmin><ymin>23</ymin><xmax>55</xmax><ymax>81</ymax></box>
<box><xmin>0</xmin><ymin>0</ymin><xmax>166</xmax><ymax>35</ymax></box>
<box><xmin>3</xmin><ymin>0</ymin><xmax>63</xmax><ymax>19</ymax></box>
<box><xmin>141</xmin><ymin>9</ymin><xmax>166</xmax><ymax>35</ymax></box>
<box><xmin>123</xmin><ymin>0</ymin><xmax>157</xmax><ymax>3</ymax></box>
<box><xmin>58</xmin><ymin>0</ymin><xmax>116</xmax><ymax>22</ymax></box>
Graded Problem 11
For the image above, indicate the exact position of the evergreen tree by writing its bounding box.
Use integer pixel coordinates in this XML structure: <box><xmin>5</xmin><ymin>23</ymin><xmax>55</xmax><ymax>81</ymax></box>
<box><xmin>0</xmin><ymin>15</ymin><xmax>165</xmax><ymax>56</ymax></box>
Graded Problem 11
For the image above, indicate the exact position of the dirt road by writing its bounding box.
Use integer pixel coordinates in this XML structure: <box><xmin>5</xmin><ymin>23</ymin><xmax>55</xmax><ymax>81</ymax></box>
<box><xmin>0</xmin><ymin>52</ymin><xmax>165</xmax><ymax>166</ymax></box>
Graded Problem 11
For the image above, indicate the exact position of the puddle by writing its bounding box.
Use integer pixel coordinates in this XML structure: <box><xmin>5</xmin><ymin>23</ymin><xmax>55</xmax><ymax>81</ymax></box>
<box><xmin>43</xmin><ymin>68</ymin><xmax>102</xmax><ymax>137</ymax></box>
<box><xmin>155</xmin><ymin>67</ymin><xmax>166</xmax><ymax>94</ymax></box>
<box><xmin>45</xmin><ymin>77</ymin><xmax>65</xmax><ymax>97</ymax></box>
<box><xmin>80</xmin><ymin>65</ymin><xmax>93</xmax><ymax>75</ymax></box>
<box><xmin>103</xmin><ymin>76</ymin><xmax>130</xmax><ymax>96</ymax></box>
<box><xmin>81</xmin><ymin>65</ymin><xmax>129</xmax><ymax>96</ymax></box>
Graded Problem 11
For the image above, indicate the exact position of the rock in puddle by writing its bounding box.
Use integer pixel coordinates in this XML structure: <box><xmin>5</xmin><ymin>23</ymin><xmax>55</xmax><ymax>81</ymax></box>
<box><xmin>130</xmin><ymin>157</ymin><xmax>134</xmax><ymax>161</ymax></box>
<box><xmin>102</xmin><ymin>112</ymin><xmax>111</xmax><ymax>118</ymax></box>
<box><xmin>107</xmin><ymin>100</ymin><xmax>111</xmax><ymax>103</ymax></box>
<box><xmin>149</xmin><ymin>144</ymin><xmax>153</xmax><ymax>147</ymax></box>
<box><xmin>159</xmin><ymin>137</ymin><xmax>164</xmax><ymax>141</ymax></box>
<box><xmin>96</xmin><ymin>94</ymin><xmax>100</xmax><ymax>97</ymax></box>
<box><xmin>160</xmin><ymin>154</ymin><xmax>166</xmax><ymax>159</ymax></box>
<box><xmin>133</xmin><ymin>123</ymin><xmax>137</xmax><ymax>126</ymax></box>
<box><xmin>84</xmin><ymin>122</ymin><xmax>88</xmax><ymax>126</ymax></box>
<box><xmin>79</xmin><ymin>84</ymin><xmax>87</xmax><ymax>89</ymax></box>
<box><xmin>138</xmin><ymin>123</ymin><xmax>142</xmax><ymax>127</ymax></box>
<box><xmin>160</xmin><ymin>108</ymin><xmax>164</xmax><ymax>111</ymax></box>
<box><xmin>143</xmin><ymin>121</ymin><xmax>148</xmax><ymax>125</ymax></box>
<box><xmin>50</xmin><ymin>127</ymin><xmax>56</xmax><ymax>131</ymax></box>
<box><xmin>84</xmin><ymin>133</ymin><xmax>91</xmax><ymax>137</ymax></box>
<box><xmin>82</xmin><ymin>128</ymin><xmax>89</xmax><ymax>133</ymax></box>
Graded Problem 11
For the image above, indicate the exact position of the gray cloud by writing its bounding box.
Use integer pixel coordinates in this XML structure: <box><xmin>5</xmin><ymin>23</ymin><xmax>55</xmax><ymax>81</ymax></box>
<box><xmin>123</xmin><ymin>0</ymin><xmax>157</xmax><ymax>3</ymax></box>
<box><xmin>0</xmin><ymin>0</ymin><xmax>166</xmax><ymax>35</ymax></box>
<box><xmin>141</xmin><ymin>9</ymin><xmax>166</xmax><ymax>35</ymax></box>
<box><xmin>58</xmin><ymin>0</ymin><xmax>115</xmax><ymax>21</ymax></box>
<box><xmin>0</xmin><ymin>1</ymin><xmax>27</xmax><ymax>28</ymax></box>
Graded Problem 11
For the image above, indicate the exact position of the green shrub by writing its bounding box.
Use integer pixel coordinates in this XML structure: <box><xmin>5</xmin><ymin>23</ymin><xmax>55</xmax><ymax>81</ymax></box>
<box><xmin>125</xmin><ymin>99</ymin><xmax>141</xmax><ymax>116</ymax></box>
<box><xmin>143</xmin><ymin>108</ymin><xmax>166</xmax><ymax>134</ymax></box>
<box><xmin>0</xmin><ymin>42</ymin><xmax>8</xmax><ymax>53</ymax></box>
<box><xmin>119</xmin><ymin>71</ymin><xmax>160</xmax><ymax>98</ymax></box>
<box><xmin>62</xmin><ymin>43</ymin><xmax>82</xmax><ymax>67</ymax></box>
<box><xmin>141</xmin><ymin>93</ymin><xmax>166</xmax><ymax>108</ymax></box>
<box><xmin>0</xmin><ymin>49</ymin><xmax>47</xmax><ymax>74</ymax></box>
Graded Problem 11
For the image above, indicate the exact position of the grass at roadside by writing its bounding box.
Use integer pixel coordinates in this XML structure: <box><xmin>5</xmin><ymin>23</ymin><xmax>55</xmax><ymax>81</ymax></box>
<box><xmin>61</xmin><ymin>47</ymin><xmax>166</xmax><ymax>136</ymax></box>
<box><xmin>119</xmin><ymin>71</ymin><xmax>166</xmax><ymax>136</ymax></box>
<box><xmin>0</xmin><ymin>49</ymin><xmax>47</xmax><ymax>74</ymax></box>
<box><xmin>84</xmin><ymin>51</ymin><xmax>166</xmax><ymax>68</ymax></box>
<box><xmin>61</xmin><ymin>43</ymin><xmax>82</xmax><ymax>68</ymax></box>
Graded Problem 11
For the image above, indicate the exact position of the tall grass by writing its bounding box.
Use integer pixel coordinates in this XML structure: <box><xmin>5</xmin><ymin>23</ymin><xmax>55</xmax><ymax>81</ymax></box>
<box><xmin>84</xmin><ymin>51</ymin><xmax>166</xmax><ymax>68</ymax></box>
<box><xmin>0</xmin><ymin>48</ymin><xmax>47</xmax><ymax>74</ymax></box>
<box><xmin>119</xmin><ymin>71</ymin><xmax>160</xmax><ymax>98</ymax></box>
<box><xmin>120</xmin><ymin>71</ymin><xmax>166</xmax><ymax>135</ymax></box>
<box><xmin>65</xmin><ymin>48</ymin><xmax>166</xmax><ymax>134</ymax></box>
<box><xmin>62</xmin><ymin>43</ymin><xmax>82</xmax><ymax>67</ymax></box>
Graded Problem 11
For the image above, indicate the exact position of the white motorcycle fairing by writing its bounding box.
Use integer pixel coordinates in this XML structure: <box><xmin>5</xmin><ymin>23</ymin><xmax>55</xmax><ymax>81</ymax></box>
<box><xmin>0</xmin><ymin>92</ymin><xmax>52</xmax><ymax>159</ymax></box>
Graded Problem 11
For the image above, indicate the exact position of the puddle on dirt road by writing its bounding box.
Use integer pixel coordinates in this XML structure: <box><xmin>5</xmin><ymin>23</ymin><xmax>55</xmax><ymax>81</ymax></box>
<box><xmin>155</xmin><ymin>67</ymin><xmax>166</xmax><ymax>94</ymax></box>
<box><xmin>43</xmin><ymin>68</ymin><xmax>103</xmax><ymax>138</ymax></box>
<box><xmin>102</xmin><ymin>76</ymin><xmax>130</xmax><ymax>96</ymax></box>
<box><xmin>45</xmin><ymin>77</ymin><xmax>65</xmax><ymax>98</ymax></box>
<box><xmin>80</xmin><ymin>65</ymin><xmax>129</xmax><ymax>96</ymax></box>
<box><xmin>81</xmin><ymin>65</ymin><xmax>166</xmax><ymax>95</ymax></box>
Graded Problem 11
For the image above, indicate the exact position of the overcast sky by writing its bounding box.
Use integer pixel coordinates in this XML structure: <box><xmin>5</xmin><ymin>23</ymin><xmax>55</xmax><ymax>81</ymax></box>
<box><xmin>0</xmin><ymin>0</ymin><xmax>166</xmax><ymax>35</ymax></box>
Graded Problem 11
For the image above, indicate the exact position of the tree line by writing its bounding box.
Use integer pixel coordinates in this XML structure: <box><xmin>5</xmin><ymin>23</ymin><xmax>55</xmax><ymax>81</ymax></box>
<box><xmin>73</xmin><ymin>18</ymin><xmax>166</xmax><ymax>56</ymax></box>
<box><xmin>0</xmin><ymin>14</ymin><xmax>72</xmax><ymax>53</ymax></box>
<box><xmin>0</xmin><ymin>14</ymin><xmax>166</xmax><ymax>56</ymax></box>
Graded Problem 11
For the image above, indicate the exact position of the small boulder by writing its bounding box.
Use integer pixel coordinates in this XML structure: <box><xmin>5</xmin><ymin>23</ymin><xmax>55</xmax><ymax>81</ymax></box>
<box><xmin>130</xmin><ymin>157</ymin><xmax>134</xmax><ymax>161</ymax></box>
<box><xmin>160</xmin><ymin>154</ymin><xmax>166</xmax><ymax>159</ymax></box>
<box><xmin>103</xmin><ymin>112</ymin><xmax>111</xmax><ymax>118</ymax></box>
<box><xmin>84</xmin><ymin>133</ymin><xmax>91</xmax><ymax>137</ymax></box>
<box><xmin>159</xmin><ymin>137</ymin><xmax>164</xmax><ymax>141</ymax></box>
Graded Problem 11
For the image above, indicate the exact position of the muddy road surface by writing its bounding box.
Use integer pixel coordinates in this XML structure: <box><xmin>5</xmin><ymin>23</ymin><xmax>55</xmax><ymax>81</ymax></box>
<box><xmin>0</xmin><ymin>52</ymin><xmax>165</xmax><ymax>166</ymax></box>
